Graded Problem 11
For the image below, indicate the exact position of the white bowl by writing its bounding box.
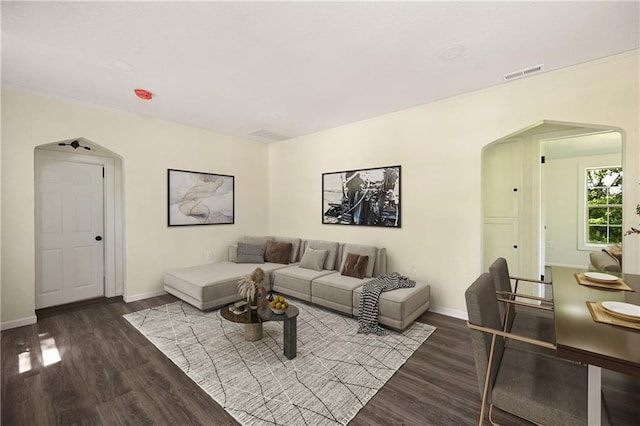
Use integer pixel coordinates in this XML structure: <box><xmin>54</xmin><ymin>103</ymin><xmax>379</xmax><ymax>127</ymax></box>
<box><xmin>270</xmin><ymin>306</ymin><xmax>287</xmax><ymax>315</ymax></box>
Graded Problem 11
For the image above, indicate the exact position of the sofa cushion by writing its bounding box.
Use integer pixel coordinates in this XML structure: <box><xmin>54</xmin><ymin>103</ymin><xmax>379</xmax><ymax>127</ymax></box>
<box><xmin>341</xmin><ymin>253</ymin><xmax>369</xmax><ymax>279</ymax></box>
<box><xmin>236</xmin><ymin>242</ymin><xmax>265</xmax><ymax>263</ymax></box>
<box><xmin>264</xmin><ymin>240</ymin><xmax>293</xmax><ymax>264</ymax></box>
<box><xmin>272</xmin><ymin>266</ymin><xmax>335</xmax><ymax>302</ymax></box>
<box><xmin>299</xmin><ymin>248</ymin><xmax>328</xmax><ymax>271</ymax></box>
<box><xmin>340</xmin><ymin>243</ymin><xmax>377</xmax><ymax>278</ymax></box>
<box><xmin>311</xmin><ymin>272</ymin><xmax>370</xmax><ymax>314</ymax></box>
<box><xmin>352</xmin><ymin>280</ymin><xmax>431</xmax><ymax>330</ymax></box>
<box><xmin>164</xmin><ymin>261</ymin><xmax>289</xmax><ymax>310</ymax></box>
<box><xmin>273</xmin><ymin>236</ymin><xmax>302</xmax><ymax>263</ymax></box>
<box><xmin>307</xmin><ymin>240</ymin><xmax>339</xmax><ymax>270</ymax></box>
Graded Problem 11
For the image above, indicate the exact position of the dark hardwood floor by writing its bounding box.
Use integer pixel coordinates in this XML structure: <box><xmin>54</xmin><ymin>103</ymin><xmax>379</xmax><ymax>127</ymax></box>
<box><xmin>2</xmin><ymin>295</ymin><xmax>638</xmax><ymax>425</ymax></box>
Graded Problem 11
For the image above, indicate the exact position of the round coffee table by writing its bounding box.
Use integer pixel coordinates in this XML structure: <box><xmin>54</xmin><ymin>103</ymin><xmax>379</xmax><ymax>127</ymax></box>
<box><xmin>220</xmin><ymin>306</ymin><xmax>264</xmax><ymax>341</ymax></box>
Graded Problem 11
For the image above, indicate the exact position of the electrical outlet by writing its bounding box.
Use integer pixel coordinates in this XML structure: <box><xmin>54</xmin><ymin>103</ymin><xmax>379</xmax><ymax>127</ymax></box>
<box><xmin>207</xmin><ymin>250</ymin><xmax>214</xmax><ymax>261</ymax></box>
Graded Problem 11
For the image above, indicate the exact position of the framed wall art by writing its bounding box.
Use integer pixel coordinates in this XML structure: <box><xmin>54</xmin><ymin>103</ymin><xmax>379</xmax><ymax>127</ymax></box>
<box><xmin>168</xmin><ymin>169</ymin><xmax>234</xmax><ymax>226</ymax></box>
<box><xmin>322</xmin><ymin>165</ymin><xmax>401</xmax><ymax>227</ymax></box>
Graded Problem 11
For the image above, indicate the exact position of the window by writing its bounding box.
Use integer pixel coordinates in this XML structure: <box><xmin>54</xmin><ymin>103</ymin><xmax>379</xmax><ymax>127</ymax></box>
<box><xmin>585</xmin><ymin>167</ymin><xmax>622</xmax><ymax>244</ymax></box>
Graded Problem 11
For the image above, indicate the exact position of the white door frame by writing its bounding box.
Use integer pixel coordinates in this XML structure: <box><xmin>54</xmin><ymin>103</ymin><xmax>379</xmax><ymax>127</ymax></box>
<box><xmin>35</xmin><ymin>149</ymin><xmax>117</xmax><ymax>298</ymax></box>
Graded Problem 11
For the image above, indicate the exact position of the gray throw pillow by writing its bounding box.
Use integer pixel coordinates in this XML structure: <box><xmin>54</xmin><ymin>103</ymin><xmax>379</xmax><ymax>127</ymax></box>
<box><xmin>236</xmin><ymin>242</ymin><xmax>265</xmax><ymax>263</ymax></box>
<box><xmin>299</xmin><ymin>248</ymin><xmax>328</xmax><ymax>271</ymax></box>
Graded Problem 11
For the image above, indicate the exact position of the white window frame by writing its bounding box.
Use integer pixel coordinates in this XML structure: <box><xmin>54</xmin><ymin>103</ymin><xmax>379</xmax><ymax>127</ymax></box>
<box><xmin>577</xmin><ymin>164</ymin><xmax>622</xmax><ymax>250</ymax></box>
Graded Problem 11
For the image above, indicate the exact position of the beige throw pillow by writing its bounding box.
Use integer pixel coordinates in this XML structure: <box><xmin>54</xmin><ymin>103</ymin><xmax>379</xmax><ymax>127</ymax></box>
<box><xmin>299</xmin><ymin>248</ymin><xmax>328</xmax><ymax>271</ymax></box>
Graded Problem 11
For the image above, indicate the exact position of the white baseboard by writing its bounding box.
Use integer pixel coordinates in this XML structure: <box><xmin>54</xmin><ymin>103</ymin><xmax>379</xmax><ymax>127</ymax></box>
<box><xmin>124</xmin><ymin>289</ymin><xmax>167</xmax><ymax>303</ymax></box>
<box><xmin>1</xmin><ymin>315</ymin><xmax>37</xmax><ymax>331</ymax></box>
<box><xmin>430</xmin><ymin>305</ymin><xmax>468</xmax><ymax>321</ymax></box>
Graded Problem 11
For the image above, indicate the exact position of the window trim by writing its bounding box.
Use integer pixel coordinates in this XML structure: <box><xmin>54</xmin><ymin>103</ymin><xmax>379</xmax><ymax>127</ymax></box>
<box><xmin>578</xmin><ymin>164</ymin><xmax>622</xmax><ymax>250</ymax></box>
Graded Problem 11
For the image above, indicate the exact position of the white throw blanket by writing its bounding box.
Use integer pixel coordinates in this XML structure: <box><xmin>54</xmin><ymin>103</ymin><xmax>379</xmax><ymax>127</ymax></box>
<box><xmin>357</xmin><ymin>272</ymin><xmax>416</xmax><ymax>335</ymax></box>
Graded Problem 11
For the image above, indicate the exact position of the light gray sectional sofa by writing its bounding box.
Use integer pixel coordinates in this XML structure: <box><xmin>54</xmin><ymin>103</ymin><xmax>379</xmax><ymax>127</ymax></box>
<box><xmin>164</xmin><ymin>236</ymin><xmax>431</xmax><ymax>330</ymax></box>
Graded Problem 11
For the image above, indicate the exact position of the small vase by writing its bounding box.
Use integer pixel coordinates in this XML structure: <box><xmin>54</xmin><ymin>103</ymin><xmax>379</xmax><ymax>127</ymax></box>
<box><xmin>250</xmin><ymin>295</ymin><xmax>258</xmax><ymax>310</ymax></box>
<box><xmin>256</xmin><ymin>286</ymin><xmax>268</xmax><ymax>308</ymax></box>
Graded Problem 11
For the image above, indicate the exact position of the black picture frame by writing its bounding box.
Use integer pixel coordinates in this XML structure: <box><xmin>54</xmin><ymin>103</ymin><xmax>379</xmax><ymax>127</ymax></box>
<box><xmin>168</xmin><ymin>169</ymin><xmax>234</xmax><ymax>226</ymax></box>
<box><xmin>322</xmin><ymin>165</ymin><xmax>401</xmax><ymax>227</ymax></box>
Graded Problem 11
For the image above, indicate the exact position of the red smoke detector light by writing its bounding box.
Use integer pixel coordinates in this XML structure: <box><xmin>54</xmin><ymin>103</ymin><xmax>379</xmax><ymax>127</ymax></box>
<box><xmin>134</xmin><ymin>88</ymin><xmax>153</xmax><ymax>100</ymax></box>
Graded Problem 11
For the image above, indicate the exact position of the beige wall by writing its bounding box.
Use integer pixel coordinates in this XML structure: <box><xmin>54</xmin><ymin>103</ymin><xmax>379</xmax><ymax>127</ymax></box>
<box><xmin>2</xmin><ymin>50</ymin><xmax>639</xmax><ymax>326</ymax></box>
<box><xmin>546</xmin><ymin>153</ymin><xmax>621</xmax><ymax>268</ymax></box>
<box><xmin>268</xmin><ymin>51</ymin><xmax>640</xmax><ymax>316</ymax></box>
<box><xmin>1</xmin><ymin>89</ymin><xmax>269</xmax><ymax>326</ymax></box>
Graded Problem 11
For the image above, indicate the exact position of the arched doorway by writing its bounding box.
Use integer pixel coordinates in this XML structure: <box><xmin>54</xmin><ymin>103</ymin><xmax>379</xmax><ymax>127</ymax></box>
<box><xmin>34</xmin><ymin>138</ymin><xmax>125</xmax><ymax>308</ymax></box>
<box><xmin>482</xmin><ymin>120</ymin><xmax>624</xmax><ymax>295</ymax></box>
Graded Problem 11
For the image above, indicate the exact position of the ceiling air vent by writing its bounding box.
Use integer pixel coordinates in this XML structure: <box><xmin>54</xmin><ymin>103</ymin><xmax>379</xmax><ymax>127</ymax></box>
<box><xmin>249</xmin><ymin>129</ymin><xmax>291</xmax><ymax>142</ymax></box>
<box><xmin>503</xmin><ymin>63</ymin><xmax>546</xmax><ymax>81</ymax></box>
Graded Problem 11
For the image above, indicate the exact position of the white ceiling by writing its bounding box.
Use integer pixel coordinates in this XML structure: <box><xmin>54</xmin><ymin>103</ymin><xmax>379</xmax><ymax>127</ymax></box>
<box><xmin>544</xmin><ymin>131</ymin><xmax>622</xmax><ymax>160</ymax></box>
<box><xmin>2</xmin><ymin>1</ymin><xmax>639</xmax><ymax>143</ymax></box>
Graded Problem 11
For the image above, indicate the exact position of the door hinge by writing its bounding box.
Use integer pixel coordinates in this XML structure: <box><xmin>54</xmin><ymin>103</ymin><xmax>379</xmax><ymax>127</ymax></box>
<box><xmin>541</xmin><ymin>155</ymin><xmax>545</xmax><ymax>164</ymax></box>
<box><xmin>102</xmin><ymin>167</ymin><xmax>105</xmax><ymax>178</ymax></box>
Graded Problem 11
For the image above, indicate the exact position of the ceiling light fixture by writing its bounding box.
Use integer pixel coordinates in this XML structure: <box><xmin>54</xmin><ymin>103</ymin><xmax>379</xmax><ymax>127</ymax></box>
<box><xmin>134</xmin><ymin>88</ymin><xmax>153</xmax><ymax>100</ymax></box>
<box><xmin>438</xmin><ymin>44</ymin><xmax>466</xmax><ymax>61</ymax></box>
<box><xmin>58</xmin><ymin>140</ymin><xmax>91</xmax><ymax>150</ymax></box>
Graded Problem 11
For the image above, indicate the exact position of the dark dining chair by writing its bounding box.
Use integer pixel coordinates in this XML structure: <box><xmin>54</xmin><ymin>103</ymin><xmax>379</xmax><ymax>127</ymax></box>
<box><xmin>465</xmin><ymin>273</ymin><xmax>587</xmax><ymax>425</ymax></box>
<box><xmin>488</xmin><ymin>257</ymin><xmax>555</xmax><ymax>347</ymax></box>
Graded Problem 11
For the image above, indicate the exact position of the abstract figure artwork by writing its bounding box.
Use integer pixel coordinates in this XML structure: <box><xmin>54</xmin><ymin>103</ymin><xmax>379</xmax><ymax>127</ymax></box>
<box><xmin>168</xmin><ymin>169</ymin><xmax>234</xmax><ymax>226</ymax></box>
<box><xmin>322</xmin><ymin>165</ymin><xmax>401</xmax><ymax>227</ymax></box>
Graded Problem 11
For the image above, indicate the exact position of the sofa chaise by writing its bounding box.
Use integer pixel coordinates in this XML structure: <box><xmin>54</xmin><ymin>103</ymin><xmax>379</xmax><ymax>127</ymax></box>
<box><xmin>164</xmin><ymin>236</ymin><xmax>430</xmax><ymax>330</ymax></box>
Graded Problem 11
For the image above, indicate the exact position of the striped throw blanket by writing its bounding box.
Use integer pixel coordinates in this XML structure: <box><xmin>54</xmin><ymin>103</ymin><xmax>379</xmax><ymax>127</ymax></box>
<box><xmin>357</xmin><ymin>272</ymin><xmax>416</xmax><ymax>335</ymax></box>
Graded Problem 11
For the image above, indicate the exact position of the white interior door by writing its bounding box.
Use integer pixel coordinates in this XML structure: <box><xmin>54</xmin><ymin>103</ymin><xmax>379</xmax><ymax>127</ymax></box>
<box><xmin>483</xmin><ymin>218</ymin><xmax>520</xmax><ymax>272</ymax></box>
<box><xmin>482</xmin><ymin>140</ymin><xmax>523</xmax><ymax>275</ymax></box>
<box><xmin>35</xmin><ymin>158</ymin><xmax>104</xmax><ymax>309</ymax></box>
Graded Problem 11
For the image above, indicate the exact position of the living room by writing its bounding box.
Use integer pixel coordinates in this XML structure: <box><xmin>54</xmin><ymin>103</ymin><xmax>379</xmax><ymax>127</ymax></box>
<box><xmin>3</xmin><ymin>53</ymin><xmax>639</xmax><ymax>330</ymax></box>
<box><xmin>1</xmin><ymin>2</ymin><xmax>639</xmax><ymax>425</ymax></box>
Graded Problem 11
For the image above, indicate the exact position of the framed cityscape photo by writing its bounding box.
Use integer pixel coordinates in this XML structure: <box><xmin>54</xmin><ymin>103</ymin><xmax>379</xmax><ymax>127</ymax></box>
<box><xmin>168</xmin><ymin>169</ymin><xmax>234</xmax><ymax>226</ymax></box>
<box><xmin>322</xmin><ymin>165</ymin><xmax>401</xmax><ymax>227</ymax></box>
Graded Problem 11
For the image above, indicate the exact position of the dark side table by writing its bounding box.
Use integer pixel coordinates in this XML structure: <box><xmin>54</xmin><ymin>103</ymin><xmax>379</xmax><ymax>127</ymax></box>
<box><xmin>258</xmin><ymin>304</ymin><xmax>299</xmax><ymax>359</ymax></box>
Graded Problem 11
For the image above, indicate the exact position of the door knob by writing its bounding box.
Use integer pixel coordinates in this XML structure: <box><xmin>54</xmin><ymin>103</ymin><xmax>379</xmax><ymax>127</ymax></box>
<box><xmin>95</xmin><ymin>236</ymin><xmax>102</xmax><ymax>241</ymax></box>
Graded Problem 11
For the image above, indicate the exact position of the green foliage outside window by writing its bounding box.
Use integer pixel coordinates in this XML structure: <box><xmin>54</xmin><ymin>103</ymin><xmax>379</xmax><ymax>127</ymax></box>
<box><xmin>586</xmin><ymin>167</ymin><xmax>622</xmax><ymax>244</ymax></box>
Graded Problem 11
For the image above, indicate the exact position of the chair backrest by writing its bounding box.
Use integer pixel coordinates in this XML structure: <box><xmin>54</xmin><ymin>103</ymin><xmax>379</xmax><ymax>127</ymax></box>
<box><xmin>488</xmin><ymin>257</ymin><xmax>516</xmax><ymax>332</ymax></box>
<box><xmin>465</xmin><ymin>273</ymin><xmax>506</xmax><ymax>402</ymax></box>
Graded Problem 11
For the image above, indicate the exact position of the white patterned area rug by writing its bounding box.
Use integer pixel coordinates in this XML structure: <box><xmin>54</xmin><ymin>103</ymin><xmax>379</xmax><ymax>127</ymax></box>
<box><xmin>124</xmin><ymin>301</ymin><xmax>435</xmax><ymax>426</ymax></box>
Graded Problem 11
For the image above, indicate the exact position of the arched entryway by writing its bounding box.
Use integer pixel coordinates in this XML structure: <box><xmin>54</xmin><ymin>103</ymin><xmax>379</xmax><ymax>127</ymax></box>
<box><xmin>481</xmin><ymin>120</ymin><xmax>624</xmax><ymax>293</ymax></box>
<box><xmin>34</xmin><ymin>138</ymin><xmax>125</xmax><ymax>308</ymax></box>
